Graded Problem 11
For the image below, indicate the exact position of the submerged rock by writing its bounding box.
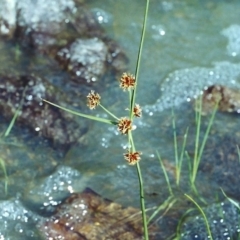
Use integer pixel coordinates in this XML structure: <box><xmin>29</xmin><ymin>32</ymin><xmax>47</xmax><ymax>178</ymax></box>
<box><xmin>56</xmin><ymin>38</ymin><xmax>108</xmax><ymax>83</ymax></box>
<box><xmin>180</xmin><ymin>200</ymin><xmax>240</xmax><ymax>240</ymax></box>
<box><xmin>0</xmin><ymin>0</ymin><xmax>127</xmax><ymax>83</ymax></box>
<box><xmin>200</xmin><ymin>134</ymin><xmax>240</xmax><ymax>200</ymax></box>
<box><xmin>195</xmin><ymin>85</ymin><xmax>240</xmax><ymax>115</ymax></box>
<box><xmin>38</xmin><ymin>188</ymin><xmax>156</xmax><ymax>240</ymax></box>
<box><xmin>13</xmin><ymin>0</ymin><xmax>127</xmax><ymax>83</ymax></box>
<box><xmin>0</xmin><ymin>74</ymin><xmax>88</xmax><ymax>151</ymax></box>
<box><xmin>24</xmin><ymin>166</ymin><xmax>87</xmax><ymax>215</ymax></box>
<box><xmin>0</xmin><ymin>198</ymin><xmax>40</xmax><ymax>239</ymax></box>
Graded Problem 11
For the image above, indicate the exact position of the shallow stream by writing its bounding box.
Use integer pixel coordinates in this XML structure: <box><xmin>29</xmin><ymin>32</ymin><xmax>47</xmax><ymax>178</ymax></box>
<box><xmin>1</xmin><ymin>0</ymin><xmax>240</xmax><ymax>239</ymax></box>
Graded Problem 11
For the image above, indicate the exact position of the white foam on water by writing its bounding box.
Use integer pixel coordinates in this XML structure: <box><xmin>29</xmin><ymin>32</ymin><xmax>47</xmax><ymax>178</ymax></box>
<box><xmin>221</xmin><ymin>24</ymin><xmax>240</xmax><ymax>57</ymax></box>
<box><xmin>144</xmin><ymin>61</ymin><xmax>240</xmax><ymax>113</ymax></box>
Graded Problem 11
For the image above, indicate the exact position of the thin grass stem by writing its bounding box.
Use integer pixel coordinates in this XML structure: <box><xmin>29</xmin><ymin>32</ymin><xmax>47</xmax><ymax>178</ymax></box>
<box><xmin>42</xmin><ymin>99</ymin><xmax>118</xmax><ymax>125</ymax></box>
<box><xmin>0</xmin><ymin>158</ymin><xmax>8</xmax><ymax>195</ymax></box>
<box><xmin>4</xmin><ymin>86</ymin><xmax>27</xmax><ymax>137</ymax></box>
<box><xmin>185</xmin><ymin>194</ymin><xmax>213</xmax><ymax>240</ymax></box>
<box><xmin>148</xmin><ymin>195</ymin><xmax>176</xmax><ymax>224</ymax></box>
<box><xmin>171</xmin><ymin>109</ymin><xmax>179</xmax><ymax>185</ymax></box>
<box><xmin>175</xmin><ymin>208</ymin><xmax>195</xmax><ymax>239</ymax></box>
<box><xmin>197</xmin><ymin>103</ymin><xmax>217</xmax><ymax>167</ymax></box>
<box><xmin>221</xmin><ymin>188</ymin><xmax>240</xmax><ymax>211</ymax></box>
<box><xmin>237</xmin><ymin>145</ymin><xmax>240</xmax><ymax>163</ymax></box>
<box><xmin>128</xmin><ymin>131</ymin><xmax>148</xmax><ymax>239</ymax></box>
<box><xmin>99</xmin><ymin>104</ymin><xmax>119</xmax><ymax>121</ymax></box>
<box><xmin>136</xmin><ymin>161</ymin><xmax>149</xmax><ymax>240</ymax></box>
<box><xmin>4</xmin><ymin>107</ymin><xmax>20</xmax><ymax>137</ymax></box>
<box><xmin>191</xmin><ymin>97</ymin><xmax>202</xmax><ymax>186</ymax></box>
<box><xmin>156</xmin><ymin>150</ymin><xmax>173</xmax><ymax>196</ymax></box>
<box><xmin>130</xmin><ymin>0</ymin><xmax>149</xmax><ymax>119</ymax></box>
<box><xmin>177</xmin><ymin>127</ymin><xmax>189</xmax><ymax>186</ymax></box>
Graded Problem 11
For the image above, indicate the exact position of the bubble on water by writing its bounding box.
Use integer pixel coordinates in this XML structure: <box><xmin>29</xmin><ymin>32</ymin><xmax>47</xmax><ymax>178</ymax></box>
<box><xmin>26</xmin><ymin>166</ymin><xmax>87</xmax><ymax>213</ymax></box>
<box><xmin>90</xmin><ymin>8</ymin><xmax>112</xmax><ymax>25</ymax></box>
<box><xmin>144</xmin><ymin>61</ymin><xmax>240</xmax><ymax>112</ymax></box>
<box><xmin>221</xmin><ymin>25</ymin><xmax>240</xmax><ymax>57</ymax></box>
<box><xmin>181</xmin><ymin>201</ymin><xmax>240</xmax><ymax>240</ymax></box>
<box><xmin>0</xmin><ymin>199</ymin><xmax>39</xmax><ymax>239</ymax></box>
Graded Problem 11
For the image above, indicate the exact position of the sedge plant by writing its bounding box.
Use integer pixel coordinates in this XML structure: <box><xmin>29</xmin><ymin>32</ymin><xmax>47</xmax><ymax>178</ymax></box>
<box><xmin>189</xmin><ymin>97</ymin><xmax>218</xmax><ymax>193</ymax></box>
<box><xmin>43</xmin><ymin>0</ymin><xmax>150</xmax><ymax>238</ymax></box>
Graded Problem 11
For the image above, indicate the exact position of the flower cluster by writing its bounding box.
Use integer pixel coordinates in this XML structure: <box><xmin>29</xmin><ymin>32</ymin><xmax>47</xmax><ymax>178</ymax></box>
<box><xmin>117</xmin><ymin>117</ymin><xmax>132</xmax><ymax>134</ymax></box>
<box><xmin>124</xmin><ymin>151</ymin><xmax>142</xmax><ymax>165</ymax></box>
<box><xmin>119</xmin><ymin>73</ymin><xmax>136</xmax><ymax>91</ymax></box>
<box><xmin>87</xmin><ymin>90</ymin><xmax>101</xmax><ymax>109</ymax></box>
<box><xmin>133</xmin><ymin>104</ymin><xmax>142</xmax><ymax>117</ymax></box>
<box><xmin>86</xmin><ymin>72</ymin><xmax>142</xmax><ymax>165</ymax></box>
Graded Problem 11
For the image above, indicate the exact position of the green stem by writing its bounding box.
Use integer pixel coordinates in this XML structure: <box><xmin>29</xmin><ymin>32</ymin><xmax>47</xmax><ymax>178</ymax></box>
<box><xmin>136</xmin><ymin>161</ymin><xmax>149</xmax><ymax>240</ymax></box>
<box><xmin>130</xmin><ymin>0</ymin><xmax>150</xmax><ymax>118</ymax></box>
<box><xmin>156</xmin><ymin>150</ymin><xmax>173</xmax><ymax>196</ymax></box>
<box><xmin>185</xmin><ymin>194</ymin><xmax>213</xmax><ymax>240</ymax></box>
<box><xmin>42</xmin><ymin>99</ymin><xmax>118</xmax><ymax>125</ymax></box>
<box><xmin>191</xmin><ymin>97</ymin><xmax>202</xmax><ymax>186</ymax></box>
<box><xmin>171</xmin><ymin>109</ymin><xmax>179</xmax><ymax>185</ymax></box>
<box><xmin>128</xmin><ymin>132</ymin><xmax>149</xmax><ymax>239</ymax></box>
<box><xmin>99</xmin><ymin>104</ymin><xmax>119</xmax><ymax>121</ymax></box>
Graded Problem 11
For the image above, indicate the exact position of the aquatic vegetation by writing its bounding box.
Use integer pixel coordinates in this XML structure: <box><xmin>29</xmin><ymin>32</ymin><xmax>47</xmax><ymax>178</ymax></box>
<box><xmin>1</xmin><ymin>0</ymin><xmax>240</xmax><ymax>239</ymax></box>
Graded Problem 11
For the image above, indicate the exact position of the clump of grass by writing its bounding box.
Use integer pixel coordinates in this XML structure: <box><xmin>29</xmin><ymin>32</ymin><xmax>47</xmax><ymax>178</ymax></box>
<box><xmin>189</xmin><ymin>97</ymin><xmax>218</xmax><ymax>193</ymax></box>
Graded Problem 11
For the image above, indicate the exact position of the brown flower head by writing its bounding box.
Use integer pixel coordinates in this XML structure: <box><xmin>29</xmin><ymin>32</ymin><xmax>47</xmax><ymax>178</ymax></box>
<box><xmin>133</xmin><ymin>104</ymin><xmax>142</xmax><ymax>117</ymax></box>
<box><xmin>87</xmin><ymin>90</ymin><xmax>101</xmax><ymax>109</ymax></box>
<box><xmin>124</xmin><ymin>151</ymin><xmax>142</xmax><ymax>165</ymax></box>
<box><xmin>120</xmin><ymin>73</ymin><xmax>135</xmax><ymax>91</ymax></box>
<box><xmin>117</xmin><ymin>117</ymin><xmax>132</xmax><ymax>134</ymax></box>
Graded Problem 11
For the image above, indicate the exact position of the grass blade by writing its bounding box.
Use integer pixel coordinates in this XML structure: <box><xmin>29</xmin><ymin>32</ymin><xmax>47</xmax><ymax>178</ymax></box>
<box><xmin>42</xmin><ymin>99</ymin><xmax>118</xmax><ymax>125</ymax></box>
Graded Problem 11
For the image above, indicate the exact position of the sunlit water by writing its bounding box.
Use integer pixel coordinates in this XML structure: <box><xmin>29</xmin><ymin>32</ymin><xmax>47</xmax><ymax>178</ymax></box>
<box><xmin>1</xmin><ymin>0</ymin><xmax>240</xmax><ymax>239</ymax></box>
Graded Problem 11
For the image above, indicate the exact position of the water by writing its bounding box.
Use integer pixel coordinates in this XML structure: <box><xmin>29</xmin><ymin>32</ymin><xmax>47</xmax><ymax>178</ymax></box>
<box><xmin>1</xmin><ymin>0</ymin><xmax>240</xmax><ymax>239</ymax></box>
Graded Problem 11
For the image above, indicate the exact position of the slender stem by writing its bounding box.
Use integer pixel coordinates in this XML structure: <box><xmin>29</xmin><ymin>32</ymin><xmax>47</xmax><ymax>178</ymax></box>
<box><xmin>128</xmin><ymin>131</ymin><xmax>149</xmax><ymax>239</ymax></box>
<box><xmin>191</xmin><ymin>97</ymin><xmax>202</xmax><ymax>186</ymax></box>
<box><xmin>185</xmin><ymin>194</ymin><xmax>213</xmax><ymax>240</ymax></box>
<box><xmin>178</xmin><ymin>127</ymin><xmax>189</xmax><ymax>185</ymax></box>
<box><xmin>197</xmin><ymin>103</ymin><xmax>218</xmax><ymax>164</ymax></box>
<box><xmin>4</xmin><ymin>86</ymin><xmax>28</xmax><ymax>137</ymax></box>
<box><xmin>128</xmin><ymin>1</ymin><xmax>150</xmax><ymax>238</ymax></box>
<box><xmin>136</xmin><ymin>161</ymin><xmax>149</xmax><ymax>240</ymax></box>
<box><xmin>130</xmin><ymin>0</ymin><xmax>150</xmax><ymax>118</ymax></box>
<box><xmin>171</xmin><ymin>109</ymin><xmax>179</xmax><ymax>185</ymax></box>
<box><xmin>42</xmin><ymin>99</ymin><xmax>118</xmax><ymax>125</ymax></box>
<box><xmin>99</xmin><ymin>104</ymin><xmax>119</xmax><ymax>120</ymax></box>
<box><xmin>0</xmin><ymin>158</ymin><xmax>8</xmax><ymax>195</ymax></box>
<box><xmin>156</xmin><ymin>150</ymin><xmax>173</xmax><ymax>196</ymax></box>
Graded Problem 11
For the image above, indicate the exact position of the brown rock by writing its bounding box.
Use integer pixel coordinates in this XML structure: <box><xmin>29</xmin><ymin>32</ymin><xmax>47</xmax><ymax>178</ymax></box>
<box><xmin>0</xmin><ymin>74</ymin><xmax>88</xmax><ymax>151</ymax></box>
<box><xmin>195</xmin><ymin>85</ymin><xmax>240</xmax><ymax>115</ymax></box>
<box><xmin>38</xmin><ymin>188</ymin><xmax>153</xmax><ymax>240</ymax></box>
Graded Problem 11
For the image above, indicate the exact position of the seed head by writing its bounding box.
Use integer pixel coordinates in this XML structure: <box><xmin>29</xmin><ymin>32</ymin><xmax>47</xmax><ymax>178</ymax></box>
<box><xmin>133</xmin><ymin>104</ymin><xmax>142</xmax><ymax>117</ymax></box>
<box><xmin>124</xmin><ymin>151</ymin><xmax>142</xmax><ymax>165</ymax></box>
<box><xmin>120</xmin><ymin>73</ymin><xmax>136</xmax><ymax>91</ymax></box>
<box><xmin>87</xmin><ymin>90</ymin><xmax>101</xmax><ymax>109</ymax></box>
<box><xmin>117</xmin><ymin>117</ymin><xmax>132</xmax><ymax>134</ymax></box>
